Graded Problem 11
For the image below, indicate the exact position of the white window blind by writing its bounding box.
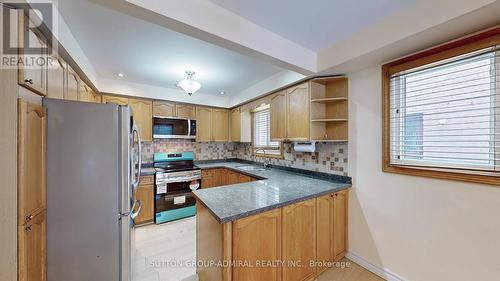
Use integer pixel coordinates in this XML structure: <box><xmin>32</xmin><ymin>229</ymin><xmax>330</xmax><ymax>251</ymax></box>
<box><xmin>254</xmin><ymin>107</ymin><xmax>281</xmax><ymax>155</ymax></box>
<box><xmin>390</xmin><ymin>46</ymin><xmax>499</xmax><ymax>172</ymax></box>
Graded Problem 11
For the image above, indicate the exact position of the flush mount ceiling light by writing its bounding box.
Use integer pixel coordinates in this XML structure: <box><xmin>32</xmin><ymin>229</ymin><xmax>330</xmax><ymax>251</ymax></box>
<box><xmin>177</xmin><ymin>71</ymin><xmax>201</xmax><ymax>96</ymax></box>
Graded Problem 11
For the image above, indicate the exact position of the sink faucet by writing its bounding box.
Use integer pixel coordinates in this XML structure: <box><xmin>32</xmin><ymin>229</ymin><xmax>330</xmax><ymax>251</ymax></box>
<box><xmin>254</xmin><ymin>148</ymin><xmax>271</xmax><ymax>168</ymax></box>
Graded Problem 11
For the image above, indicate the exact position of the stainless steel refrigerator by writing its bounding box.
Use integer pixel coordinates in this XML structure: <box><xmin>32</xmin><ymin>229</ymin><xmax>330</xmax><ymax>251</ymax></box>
<box><xmin>44</xmin><ymin>99</ymin><xmax>143</xmax><ymax>281</ymax></box>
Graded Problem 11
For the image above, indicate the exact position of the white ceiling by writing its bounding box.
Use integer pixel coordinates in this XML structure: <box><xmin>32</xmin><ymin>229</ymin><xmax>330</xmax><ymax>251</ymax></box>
<box><xmin>58</xmin><ymin>0</ymin><xmax>285</xmax><ymax>98</ymax></box>
<box><xmin>53</xmin><ymin>0</ymin><xmax>499</xmax><ymax>107</ymax></box>
<box><xmin>208</xmin><ymin>0</ymin><xmax>416</xmax><ymax>52</ymax></box>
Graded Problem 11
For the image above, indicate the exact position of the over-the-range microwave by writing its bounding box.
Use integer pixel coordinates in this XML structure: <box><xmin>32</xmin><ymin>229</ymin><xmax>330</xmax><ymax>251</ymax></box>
<box><xmin>153</xmin><ymin>116</ymin><xmax>196</xmax><ymax>139</ymax></box>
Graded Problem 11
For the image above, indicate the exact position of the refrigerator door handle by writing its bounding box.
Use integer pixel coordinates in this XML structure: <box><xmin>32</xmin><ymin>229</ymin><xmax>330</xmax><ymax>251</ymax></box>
<box><xmin>131</xmin><ymin>123</ymin><xmax>142</xmax><ymax>189</ymax></box>
<box><xmin>130</xmin><ymin>200</ymin><xmax>142</xmax><ymax>220</ymax></box>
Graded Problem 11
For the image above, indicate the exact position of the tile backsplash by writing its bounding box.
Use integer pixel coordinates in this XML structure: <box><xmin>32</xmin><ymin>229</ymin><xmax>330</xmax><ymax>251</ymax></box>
<box><xmin>142</xmin><ymin>140</ymin><xmax>348</xmax><ymax>176</ymax></box>
<box><xmin>235</xmin><ymin>142</ymin><xmax>348</xmax><ymax>176</ymax></box>
<box><xmin>141</xmin><ymin>139</ymin><xmax>239</xmax><ymax>163</ymax></box>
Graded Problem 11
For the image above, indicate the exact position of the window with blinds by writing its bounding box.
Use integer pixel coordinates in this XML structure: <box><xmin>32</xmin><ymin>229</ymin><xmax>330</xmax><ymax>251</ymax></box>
<box><xmin>253</xmin><ymin>107</ymin><xmax>281</xmax><ymax>156</ymax></box>
<box><xmin>389</xmin><ymin>46</ymin><xmax>499</xmax><ymax>172</ymax></box>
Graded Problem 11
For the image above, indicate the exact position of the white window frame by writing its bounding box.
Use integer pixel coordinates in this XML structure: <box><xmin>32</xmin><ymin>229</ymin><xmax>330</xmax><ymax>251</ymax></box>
<box><xmin>252</xmin><ymin>105</ymin><xmax>282</xmax><ymax>158</ymax></box>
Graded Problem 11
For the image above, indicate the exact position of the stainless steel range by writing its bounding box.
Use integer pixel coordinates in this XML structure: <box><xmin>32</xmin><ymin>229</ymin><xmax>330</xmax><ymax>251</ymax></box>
<box><xmin>154</xmin><ymin>152</ymin><xmax>201</xmax><ymax>224</ymax></box>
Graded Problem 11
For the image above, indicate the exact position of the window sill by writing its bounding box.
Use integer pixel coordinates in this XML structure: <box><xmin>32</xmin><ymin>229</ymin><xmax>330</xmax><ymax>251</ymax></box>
<box><xmin>255</xmin><ymin>153</ymin><xmax>284</xmax><ymax>159</ymax></box>
<box><xmin>382</xmin><ymin>164</ymin><xmax>500</xmax><ymax>186</ymax></box>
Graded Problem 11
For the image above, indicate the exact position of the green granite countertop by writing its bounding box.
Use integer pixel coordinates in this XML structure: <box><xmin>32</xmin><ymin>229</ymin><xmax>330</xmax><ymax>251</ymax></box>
<box><xmin>193</xmin><ymin>161</ymin><xmax>351</xmax><ymax>223</ymax></box>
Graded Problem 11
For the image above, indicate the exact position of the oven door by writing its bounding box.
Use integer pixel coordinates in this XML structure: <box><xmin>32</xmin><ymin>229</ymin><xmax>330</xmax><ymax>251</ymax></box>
<box><xmin>155</xmin><ymin>191</ymin><xmax>197</xmax><ymax>224</ymax></box>
<box><xmin>153</xmin><ymin>117</ymin><xmax>194</xmax><ymax>139</ymax></box>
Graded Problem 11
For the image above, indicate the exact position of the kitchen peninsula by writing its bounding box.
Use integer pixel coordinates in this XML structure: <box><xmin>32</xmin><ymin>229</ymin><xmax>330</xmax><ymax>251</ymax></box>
<box><xmin>193</xmin><ymin>161</ymin><xmax>351</xmax><ymax>281</ymax></box>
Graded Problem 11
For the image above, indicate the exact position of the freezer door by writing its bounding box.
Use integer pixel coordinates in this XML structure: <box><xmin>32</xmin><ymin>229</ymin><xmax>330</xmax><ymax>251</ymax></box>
<box><xmin>119</xmin><ymin>106</ymin><xmax>143</xmax><ymax>281</ymax></box>
<box><xmin>119</xmin><ymin>105</ymin><xmax>132</xmax><ymax>281</ymax></box>
<box><xmin>45</xmin><ymin>99</ymin><xmax>120</xmax><ymax>281</ymax></box>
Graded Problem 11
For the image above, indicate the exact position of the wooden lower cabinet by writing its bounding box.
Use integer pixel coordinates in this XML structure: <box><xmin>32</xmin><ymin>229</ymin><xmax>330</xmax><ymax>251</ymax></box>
<box><xmin>133</xmin><ymin>176</ymin><xmax>154</xmax><ymax>225</ymax></box>
<box><xmin>226</xmin><ymin>170</ymin><xmax>240</xmax><ymax>185</ymax></box>
<box><xmin>18</xmin><ymin>211</ymin><xmax>46</xmax><ymax>281</ymax></box>
<box><xmin>238</xmin><ymin>174</ymin><xmax>253</xmax><ymax>183</ymax></box>
<box><xmin>214</xmin><ymin>169</ymin><xmax>227</xmax><ymax>187</ymax></box>
<box><xmin>17</xmin><ymin>99</ymin><xmax>47</xmax><ymax>280</ymax></box>
<box><xmin>201</xmin><ymin>168</ymin><xmax>257</xmax><ymax>188</ymax></box>
<box><xmin>282</xmin><ymin>199</ymin><xmax>316</xmax><ymax>281</ymax></box>
<box><xmin>316</xmin><ymin>194</ymin><xmax>334</xmax><ymax>274</ymax></box>
<box><xmin>201</xmin><ymin>170</ymin><xmax>215</xmax><ymax>188</ymax></box>
<box><xmin>333</xmin><ymin>190</ymin><xmax>348</xmax><ymax>260</ymax></box>
<box><xmin>232</xmin><ymin>209</ymin><xmax>282</xmax><ymax>281</ymax></box>
<box><xmin>316</xmin><ymin>189</ymin><xmax>349</xmax><ymax>273</ymax></box>
<box><xmin>18</xmin><ymin>100</ymin><xmax>46</xmax><ymax>226</ymax></box>
<box><xmin>196</xmin><ymin>190</ymin><xmax>349</xmax><ymax>281</ymax></box>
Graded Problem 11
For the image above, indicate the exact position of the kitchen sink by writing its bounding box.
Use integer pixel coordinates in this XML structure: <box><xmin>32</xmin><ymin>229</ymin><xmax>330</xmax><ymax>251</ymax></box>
<box><xmin>234</xmin><ymin>165</ymin><xmax>268</xmax><ymax>172</ymax></box>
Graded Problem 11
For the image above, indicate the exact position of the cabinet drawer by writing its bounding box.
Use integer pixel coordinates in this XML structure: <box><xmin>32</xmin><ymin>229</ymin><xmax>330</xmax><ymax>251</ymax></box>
<box><xmin>139</xmin><ymin>175</ymin><xmax>154</xmax><ymax>186</ymax></box>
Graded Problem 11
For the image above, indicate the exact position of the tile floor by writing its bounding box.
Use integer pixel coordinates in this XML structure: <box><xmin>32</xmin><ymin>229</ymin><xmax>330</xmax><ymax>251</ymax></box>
<box><xmin>132</xmin><ymin>217</ymin><xmax>382</xmax><ymax>281</ymax></box>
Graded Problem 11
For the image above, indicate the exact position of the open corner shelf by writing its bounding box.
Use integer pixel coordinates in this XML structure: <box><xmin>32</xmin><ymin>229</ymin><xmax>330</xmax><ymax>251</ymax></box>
<box><xmin>311</xmin><ymin>139</ymin><xmax>348</xmax><ymax>143</ymax></box>
<box><xmin>311</xmin><ymin>97</ymin><xmax>348</xmax><ymax>103</ymax></box>
<box><xmin>309</xmin><ymin>77</ymin><xmax>349</xmax><ymax>142</ymax></box>
<box><xmin>311</xmin><ymin>118</ymin><xmax>348</xmax><ymax>122</ymax></box>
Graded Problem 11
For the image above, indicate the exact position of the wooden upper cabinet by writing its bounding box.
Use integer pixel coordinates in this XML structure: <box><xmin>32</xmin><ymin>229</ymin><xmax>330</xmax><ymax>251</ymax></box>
<box><xmin>282</xmin><ymin>198</ymin><xmax>316</xmax><ymax>281</ymax></box>
<box><xmin>66</xmin><ymin>66</ymin><xmax>79</xmax><ymax>101</ymax></box>
<box><xmin>316</xmin><ymin>194</ymin><xmax>334</xmax><ymax>274</ymax></box>
<box><xmin>212</xmin><ymin>108</ymin><xmax>229</xmax><ymax>142</ymax></box>
<box><xmin>232</xmin><ymin>209</ymin><xmax>282</xmax><ymax>281</ymax></box>
<box><xmin>231</xmin><ymin>107</ymin><xmax>241</xmax><ymax>142</ymax></box>
<box><xmin>333</xmin><ymin>190</ymin><xmax>348</xmax><ymax>261</ymax></box>
<box><xmin>46</xmin><ymin>55</ymin><xmax>66</xmax><ymax>99</ymax></box>
<box><xmin>270</xmin><ymin>90</ymin><xmax>287</xmax><ymax>141</ymax></box>
<box><xmin>18</xmin><ymin>100</ymin><xmax>46</xmax><ymax>226</ymax></box>
<box><xmin>287</xmin><ymin>83</ymin><xmax>310</xmax><ymax>141</ymax></box>
<box><xmin>176</xmin><ymin>104</ymin><xmax>196</xmax><ymax>119</ymax></box>
<box><xmin>80</xmin><ymin>84</ymin><xmax>99</xmax><ymax>103</ymax></box>
<box><xmin>102</xmin><ymin>95</ymin><xmax>129</xmax><ymax>106</ymax></box>
<box><xmin>90</xmin><ymin>90</ymin><xmax>100</xmax><ymax>103</ymax></box>
<box><xmin>18</xmin><ymin>12</ymin><xmax>47</xmax><ymax>96</ymax></box>
<box><xmin>78</xmin><ymin>82</ymin><xmax>91</xmax><ymax>102</ymax></box>
<box><xmin>153</xmin><ymin>101</ymin><xmax>176</xmax><ymax>117</ymax></box>
<box><xmin>18</xmin><ymin>211</ymin><xmax>46</xmax><ymax>281</ymax></box>
<box><xmin>129</xmin><ymin>98</ymin><xmax>152</xmax><ymax>142</ymax></box>
<box><xmin>153</xmin><ymin>101</ymin><xmax>196</xmax><ymax>119</ymax></box>
<box><xmin>196</xmin><ymin>106</ymin><xmax>212</xmax><ymax>142</ymax></box>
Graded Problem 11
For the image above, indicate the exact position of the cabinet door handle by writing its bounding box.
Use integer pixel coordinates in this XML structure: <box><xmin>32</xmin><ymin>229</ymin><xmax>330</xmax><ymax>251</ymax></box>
<box><xmin>24</xmin><ymin>79</ymin><xmax>33</xmax><ymax>84</ymax></box>
<box><xmin>25</xmin><ymin>214</ymin><xmax>34</xmax><ymax>223</ymax></box>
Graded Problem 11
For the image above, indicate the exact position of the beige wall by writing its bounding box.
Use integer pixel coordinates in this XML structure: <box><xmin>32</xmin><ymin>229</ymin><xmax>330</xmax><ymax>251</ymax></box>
<box><xmin>347</xmin><ymin>67</ymin><xmax>500</xmax><ymax>281</ymax></box>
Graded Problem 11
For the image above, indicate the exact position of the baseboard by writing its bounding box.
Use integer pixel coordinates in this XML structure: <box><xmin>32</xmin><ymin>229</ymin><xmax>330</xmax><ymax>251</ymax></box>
<box><xmin>346</xmin><ymin>251</ymin><xmax>406</xmax><ymax>281</ymax></box>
